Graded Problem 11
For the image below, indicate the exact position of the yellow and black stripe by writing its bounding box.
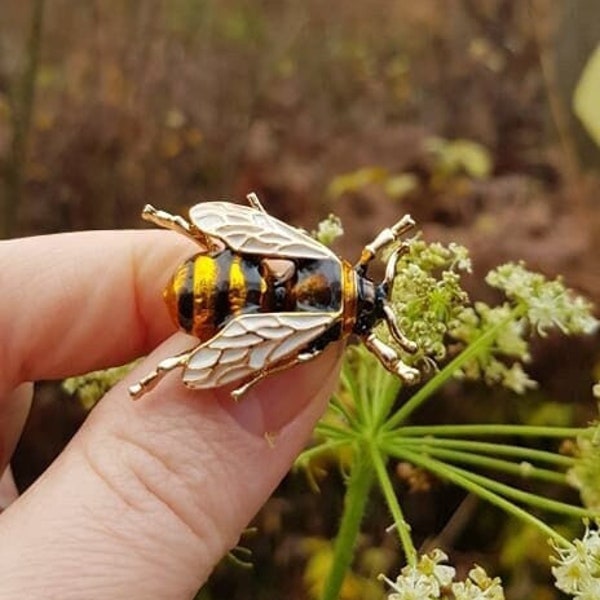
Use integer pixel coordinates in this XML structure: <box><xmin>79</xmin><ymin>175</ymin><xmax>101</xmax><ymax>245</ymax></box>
<box><xmin>163</xmin><ymin>249</ymin><xmax>344</xmax><ymax>342</ymax></box>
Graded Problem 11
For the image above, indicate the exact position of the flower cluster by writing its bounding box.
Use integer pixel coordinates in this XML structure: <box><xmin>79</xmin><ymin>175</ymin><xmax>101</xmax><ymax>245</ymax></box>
<box><xmin>450</xmin><ymin>302</ymin><xmax>536</xmax><ymax>394</ymax></box>
<box><xmin>313</xmin><ymin>214</ymin><xmax>344</xmax><ymax>247</ymax></box>
<box><xmin>385</xmin><ymin>239</ymin><xmax>471</xmax><ymax>363</ymax></box>
<box><xmin>380</xmin><ymin>550</ymin><xmax>505</xmax><ymax>600</ymax></box>
<box><xmin>449</xmin><ymin>262</ymin><xmax>598</xmax><ymax>394</ymax></box>
<box><xmin>567</xmin><ymin>426</ymin><xmax>600</xmax><ymax>511</ymax></box>
<box><xmin>486</xmin><ymin>262</ymin><xmax>599</xmax><ymax>337</ymax></box>
<box><xmin>552</xmin><ymin>522</ymin><xmax>600</xmax><ymax>598</ymax></box>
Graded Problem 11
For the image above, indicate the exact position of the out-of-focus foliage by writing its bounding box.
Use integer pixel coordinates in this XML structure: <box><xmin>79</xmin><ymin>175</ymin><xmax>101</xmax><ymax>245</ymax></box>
<box><xmin>62</xmin><ymin>362</ymin><xmax>138</xmax><ymax>410</ymax></box>
<box><xmin>424</xmin><ymin>137</ymin><xmax>492</xmax><ymax>182</ymax></box>
<box><xmin>328</xmin><ymin>137</ymin><xmax>492</xmax><ymax>201</ymax></box>
<box><xmin>573</xmin><ymin>44</ymin><xmax>600</xmax><ymax>148</ymax></box>
<box><xmin>302</xmin><ymin>539</ymin><xmax>386</xmax><ymax>600</ymax></box>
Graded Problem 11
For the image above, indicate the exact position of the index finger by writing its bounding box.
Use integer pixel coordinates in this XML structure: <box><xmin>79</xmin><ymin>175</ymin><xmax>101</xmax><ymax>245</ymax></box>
<box><xmin>0</xmin><ymin>229</ymin><xmax>194</xmax><ymax>395</ymax></box>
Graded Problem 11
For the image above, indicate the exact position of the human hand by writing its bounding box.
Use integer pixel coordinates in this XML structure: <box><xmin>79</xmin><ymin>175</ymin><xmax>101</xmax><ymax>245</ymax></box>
<box><xmin>0</xmin><ymin>230</ymin><xmax>342</xmax><ymax>598</ymax></box>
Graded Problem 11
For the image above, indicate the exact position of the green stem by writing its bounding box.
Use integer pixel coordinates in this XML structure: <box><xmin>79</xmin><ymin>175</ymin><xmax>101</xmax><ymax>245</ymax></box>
<box><xmin>369</xmin><ymin>443</ymin><xmax>416</xmax><ymax>565</ymax></box>
<box><xmin>440</xmin><ymin>462</ymin><xmax>595</xmax><ymax>518</ymax></box>
<box><xmin>399</xmin><ymin>448</ymin><xmax>571</xmax><ymax>546</ymax></box>
<box><xmin>382</xmin><ymin>436</ymin><xmax>576</xmax><ymax>467</ymax></box>
<box><xmin>374</xmin><ymin>369</ymin><xmax>403</xmax><ymax>428</ymax></box>
<box><xmin>295</xmin><ymin>440</ymin><xmax>350</xmax><ymax>470</ymax></box>
<box><xmin>320</xmin><ymin>446</ymin><xmax>375</xmax><ymax>600</ymax></box>
<box><xmin>328</xmin><ymin>395</ymin><xmax>360</xmax><ymax>430</ymax></box>
<box><xmin>314</xmin><ymin>422</ymin><xmax>353</xmax><ymax>441</ymax></box>
<box><xmin>395</xmin><ymin>424</ymin><xmax>586</xmax><ymax>439</ymax></box>
<box><xmin>386</xmin><ymin>442</ymin><xmax>567</xmax><ymax>485</ymax></box>
<box><xmin>385</xmin><ymin>312</ymin><xmax>519</xmax><ymax>430</ymax></box>
<box><xmin>356</xmin><ymin>355</ymin><xmax>371</xmax><ymax>427</ymax></box>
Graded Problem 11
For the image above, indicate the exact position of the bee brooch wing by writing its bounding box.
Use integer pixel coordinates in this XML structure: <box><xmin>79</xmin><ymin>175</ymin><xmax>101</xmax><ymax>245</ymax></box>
<box><xmin>189</xmin><ymin>201</ymin><xmax>335</xmax><ymax>260</ymax></box>
<box><xmin>182</xmin><ymin>312</ymin><xmax>336</xmax><ymax>389</ymax></box>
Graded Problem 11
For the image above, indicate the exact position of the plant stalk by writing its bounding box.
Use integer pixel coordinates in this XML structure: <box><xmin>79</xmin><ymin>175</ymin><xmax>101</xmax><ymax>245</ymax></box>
<box><xmin>320</xmin><ymin>446</ymin><xmax>375</xmax><ymax>600</ymax></box>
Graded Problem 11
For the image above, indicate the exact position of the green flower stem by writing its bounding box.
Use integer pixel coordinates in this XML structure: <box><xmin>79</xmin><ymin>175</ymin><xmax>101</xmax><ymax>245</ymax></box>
<box><xmin>355</xmin><ymin>358</ymin><xmax>371</xmax><ymax>427</ymax></box>
<box><xmin>372</xmin><ymin>369</ymin><xmax>402</xmax><ymax>429</ymax></box>
<box><xmin>438</xmin><ymin>462</ymin><xmax>596</xmax><ymax>519</ymax></box>
<box><xmin>395</xmin><ymin>424</ymin><xmax>586</xmax><ymax>438</ymax></box>
<box><xmin>382</xmin><ymin>436</ymin><xmax>576</xmax><ymax>467</ymax></box>
<box><xmin>386</xmin><ymin>442</ymin><xmax>567</xmax><ymax>485</ymax></box>
<box><xmin>314</xmin><ymin>422</ymin><xmax>353</xmax><ymax>441</ymax></box>
<box><xmin>295</xmin><ymin>440</ymin><xmax>351</xmax><ymax>470</ymax></box>
<box><xmin>384</xmin><ymin>313</ymin><xmax>518</xmax><ymax>430</ymax></box>
<box><xmin>399</xmin><ymin>448</ymin><xmax>571</xmax><ymax>547</ymax></box>
<box><xmin>368</xmin><ymin>443</ymin><xmax>416</xmax><ymax>565</ymax></box>
<box><xmin>327</xmin><ymin>398</ymin><xmax>360</xmax><ymax>430</ymax></box>
<box><xmin>320</xmin><ymin>447</ymin><xmax>375</xmax><ymax>600</ymax></box>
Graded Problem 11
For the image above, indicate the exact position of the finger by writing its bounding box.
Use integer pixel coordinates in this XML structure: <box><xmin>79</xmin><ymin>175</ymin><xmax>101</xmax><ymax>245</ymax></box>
<box><xmin>0</xmin><ymin>383</ymin><xmax>33</xmax><ymax>474</ymax></box>
<box><xmin>0</xmin><ymin>468</ymin><xmax>18</xmax><ymax>511</ymax></box>
<box><xmin>0</xmin><ymin>336</ymin><xmax>343</xmax><ymax>598</ymax></box>
<box><xmin>0</xmin><ymin>230</ymin><xmax>195</xmax><ymax>395</ymax></box>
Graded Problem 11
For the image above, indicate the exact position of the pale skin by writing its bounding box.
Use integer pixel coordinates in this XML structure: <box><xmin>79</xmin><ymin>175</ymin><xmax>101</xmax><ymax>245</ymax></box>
<box><xmin>0</xmin><ymin>230</ymin><xmax>342</xmax><ymax>599</ymax></box>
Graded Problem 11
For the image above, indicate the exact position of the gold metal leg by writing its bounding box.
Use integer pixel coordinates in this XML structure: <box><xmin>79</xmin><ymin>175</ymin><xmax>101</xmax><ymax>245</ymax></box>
<box><xmin>382</xmin><ymin>242</ymin><xmax>411</xmax><ymax>289</ymax></box>
<box><xmin>382</xmin><ymin>303</ymin><xmax>417</xmax><ymax>354</ymax></box>
<box><xmin>356</xmin><ymin>215</ymin><xmax>415</xmax><ymax>271</ymax></box>
<box><xmin>246</xmin><ymin>192</ymin><xmax>267</xmax><ymax>213</ymax></box>
<box><xmin>141</xmin><ymin>204</ymin><xmax>217</xmax><ymax>250</ymax></box>
<box><xmin>230</xmin><ymin>350</ymin><xmax>319</xmax><ymax>400</ymax></box>
<box><xmin>363</xmin><ymin>333</ymin><xmax>420</xmax><ymax>384</ymax></box>
<box><xmin>129</xmin><ymin>349</ymin><xmax>193</xmax><ymax>399</ymax></box>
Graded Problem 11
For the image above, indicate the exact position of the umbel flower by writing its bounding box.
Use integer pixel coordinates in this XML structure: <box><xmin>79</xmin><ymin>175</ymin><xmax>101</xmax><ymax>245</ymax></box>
<box><xmin>380</xmin><ymin>550</ymin><xmax>505</xmax><ymax>600</ymax></box>
<box><xmin>552</xmin><ymin>522</ymin><xmax>600</xmax><ymax>598</ymax></box>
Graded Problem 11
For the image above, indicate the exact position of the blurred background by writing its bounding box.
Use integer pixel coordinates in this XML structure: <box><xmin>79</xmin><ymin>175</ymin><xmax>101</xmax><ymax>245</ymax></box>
<box><xmin>1</xmin><ymin>1</ymin><xmax>600</xmax><ymax>598</ymax></box>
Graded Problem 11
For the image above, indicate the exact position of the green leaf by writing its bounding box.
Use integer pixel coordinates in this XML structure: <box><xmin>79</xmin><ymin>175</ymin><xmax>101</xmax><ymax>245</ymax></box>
<box><xmin>573</xmin><ymin>43</ymin><xmax>600</xmax><ymax>148</ymax></box>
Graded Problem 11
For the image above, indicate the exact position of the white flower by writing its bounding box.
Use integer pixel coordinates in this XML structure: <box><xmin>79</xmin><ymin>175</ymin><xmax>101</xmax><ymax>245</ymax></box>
<box><xmin>500</xmin><ymin>362</ymin><xmax>538</xmax><ymax>394</ymax></box>
<box><xmin>380</xmin><ymin>549</ymin><xmax>456</xmax><ymax>599</ymax></box>
<box><xmin>313</xmin><ymin>214</ymin><xmax>344</xmax><ymax>247</ymax></box>
<box><xmin>452</xmin><ymin>565</ymin><xmax>505</xmax><ymax>599</ymax></box>
<box><xmin>380</xmin><ymin>570</ymin><xmax>441</xmax><ymax>600</ymax></box>
<box><xmin>486</xmin><ymin>262</ymin><xmax>599</xmax><ymax>337</ymax></box>
<box><xmin>552</xmin><ymin>522</ymin><xmax>600</xmax><ymax>597</ymax></box>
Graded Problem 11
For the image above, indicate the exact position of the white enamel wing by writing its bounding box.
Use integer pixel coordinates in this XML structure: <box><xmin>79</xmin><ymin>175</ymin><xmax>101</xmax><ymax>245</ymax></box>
<box><xmin>189</xmin><ymin>201</ymin><xmax>336</xmax><ymax>260</ymax></box>
<box><xmin>182</xmin><ymin>312</ymin><xmax>336</xmax><ymax>389</ymax></box>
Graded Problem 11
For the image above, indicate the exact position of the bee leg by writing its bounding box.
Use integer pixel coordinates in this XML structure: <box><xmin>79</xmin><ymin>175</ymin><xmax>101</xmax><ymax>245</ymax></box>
<box><xmin>355</xmin><ymin>215</ymin><xmax>415</xmax><ymax>273</ymax></box>
<box><xmin>230</xmin><ymin>350</ymin><xmax>321</xmax><ymax>401</ymax></box>
<box><xmin>128</xmin><ymin>350</ymin><xmax>192</xmax><ymax>399</ymax></box>
<box><xmin>382</xmin><ymin>242</ymin><xmax>411</xmax><ymax>290</ymax></box>
<box><xmin>382</xmin><ymin>302</ymin><xmax>418</xmax><ymax>354</ymax></box>
<box><xmin>363</xmin><ymin>333</ymin><xmax>420</xmax><ymax>384</ymax></box>
<box><xmin>141</xmin><ymin>204</ymin><xmax>217</xmax><ymax>250</ymax></box>
<box><xmin>246</xmin><ymin>192</ymin><xmax>268</xmax><ymax>213</ymax></box>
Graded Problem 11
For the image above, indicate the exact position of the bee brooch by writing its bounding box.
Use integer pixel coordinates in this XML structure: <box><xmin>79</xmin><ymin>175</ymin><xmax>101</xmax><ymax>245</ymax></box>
<box><xmin>129</xmin><ymin>193</ymin><xmax>420</xmax><ymax>400</ymax></box>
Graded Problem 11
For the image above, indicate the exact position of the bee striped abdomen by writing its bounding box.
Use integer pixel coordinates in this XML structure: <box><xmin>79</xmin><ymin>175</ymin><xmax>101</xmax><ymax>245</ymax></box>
<box><xmin>164</xmin><ymin>250</ymin><xmax>345</xmax><ymax>342</ymax></box>
<box><xmin>164</xmin><ymin>249</ymin><xmax>265</xmax><ymax>340</ymax></box>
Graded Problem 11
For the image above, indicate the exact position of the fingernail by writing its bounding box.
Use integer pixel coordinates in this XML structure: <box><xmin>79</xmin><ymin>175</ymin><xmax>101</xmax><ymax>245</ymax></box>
<box><xmin>221</xmin><ymin>343</ymin><xmax>343</xmax><ymax>437</ymax></box>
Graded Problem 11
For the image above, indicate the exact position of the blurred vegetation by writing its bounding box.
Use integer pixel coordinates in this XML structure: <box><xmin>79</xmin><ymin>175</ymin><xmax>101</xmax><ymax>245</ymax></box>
<box><xmin>2</xmin><ymin>1</ymin><xmax>600</xmax><ymax>599</ymax></box>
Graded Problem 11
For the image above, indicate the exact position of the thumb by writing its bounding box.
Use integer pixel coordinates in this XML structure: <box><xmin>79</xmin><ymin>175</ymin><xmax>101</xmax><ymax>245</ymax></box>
<box><xmin>0</xmin><ymin>336</ymin><xmax>342</xmax><ymax>599</ymax></box>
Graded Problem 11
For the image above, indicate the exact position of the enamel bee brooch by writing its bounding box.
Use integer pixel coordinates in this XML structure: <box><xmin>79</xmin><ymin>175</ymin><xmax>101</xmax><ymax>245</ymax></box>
<box><xmin>129</xmin><ymin>193</ymin><xmax>419</xmax><ymax>399</ymax></box>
